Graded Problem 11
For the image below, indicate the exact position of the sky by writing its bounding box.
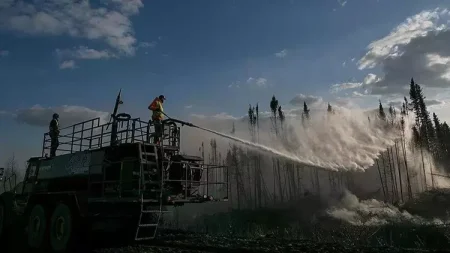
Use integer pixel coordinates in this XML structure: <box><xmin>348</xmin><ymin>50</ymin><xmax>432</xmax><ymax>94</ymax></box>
<box><xmin>1</xmin><ymin>0</ymin><xmax>450</xmax><ymax>168</ymax></box>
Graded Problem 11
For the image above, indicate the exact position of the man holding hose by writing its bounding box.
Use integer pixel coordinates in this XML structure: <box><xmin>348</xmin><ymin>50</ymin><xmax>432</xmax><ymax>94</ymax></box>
<box><xmin>148</xmin><ymin>95</ymin><xmax>166</xmax><ymax>144</ymax></box>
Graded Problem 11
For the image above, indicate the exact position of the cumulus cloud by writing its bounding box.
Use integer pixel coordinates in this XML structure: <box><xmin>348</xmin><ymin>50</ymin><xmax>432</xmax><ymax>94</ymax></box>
<box><xmin>109</xmin><ymin>0</ymin><xmax>143</xmax><ymax>16</ymax></box>
<box><xmin>185</xmin><ymin>105</ymin><xmax>193</xmax><ymax>109</ymax></box>
<box><xmin>56</xmin><ymin>46</ymin><xmax>115</xmax><ymax>60</ymax></box>
<box><xmin>290</xmin><ymin>94</ymin><xmax>323</xmax><ymax>106</ymax></box>
<box><xmin>0</xmin><ymin>50</ymin><xmax>9</xmax><ymax>57</ymax></box>
<box><xmin>335</xmin><ymin>8</ymin><xmax>450</xmax><ymax>98</ymax></box>
<box><xmin>15</xmin><ymin>104</ymin><xmax>109</xmax><ymax>127</ymax></box>
<box><xmin>358</xmin><ymin>8</ymin><xmax>449</xmax><ymax>70</ymax></box>
<box><xmin>59</xmin><ymin>60</ymin><xmax>76</xmax><ymax>69</ymax></box>
<box><xmin>275</xmin><ymin>49</ymin><xmax>287</xmax><ymax>58</ymax></box>
<box><xmin>0</xmin><ymin>0</ymin><xmax>144</xmax><ymax>55</ymax></box>
<box><xmin>247</xmin><ymin>77</ymin><xmax>269</xmax><ymax>88</ymax></box>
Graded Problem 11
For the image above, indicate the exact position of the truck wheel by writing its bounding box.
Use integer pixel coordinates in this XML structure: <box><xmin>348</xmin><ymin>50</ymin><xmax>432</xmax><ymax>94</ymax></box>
<box><xmin>27</xmin><ymin>204</ymin><xmax>48</xmax><ymax>249</ymax></box>
<box><xmin>49</xmin><ymin>203</ymin><xmax>73</xmax><ymax>252</ymax></box>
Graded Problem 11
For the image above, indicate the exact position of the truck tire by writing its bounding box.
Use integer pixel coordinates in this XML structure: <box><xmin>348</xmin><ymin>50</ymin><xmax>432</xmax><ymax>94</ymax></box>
<box><xmin>49</xmin><ymin>203</ymin><xmax>73</xmax><ymax>253</ymax></box>
<box><xmin>27</xmin><ymin>204</ymin><xmax>48</xmax><ymax>249</ymax></box>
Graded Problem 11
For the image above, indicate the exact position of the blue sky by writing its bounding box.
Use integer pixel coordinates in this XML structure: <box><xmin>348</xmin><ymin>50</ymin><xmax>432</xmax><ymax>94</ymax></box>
<box><xmin>1</xmin><ymin>0</ymin><xmax>450</xmax><ymax>166</ymax></box>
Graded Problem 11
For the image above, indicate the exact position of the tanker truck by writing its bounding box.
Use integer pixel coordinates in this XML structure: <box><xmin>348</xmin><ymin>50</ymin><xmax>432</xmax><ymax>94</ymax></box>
<box><xmin>0</xmin><ymin>90</ymin><xmax>227</xmax><ymax>252</ymax></box>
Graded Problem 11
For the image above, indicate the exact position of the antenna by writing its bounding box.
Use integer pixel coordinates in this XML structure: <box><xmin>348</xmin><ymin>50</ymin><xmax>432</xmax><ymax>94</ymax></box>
<box><xmin>108</xmin><ymin>89</ymin><xmax>123</xmax><ymax>145</ymax></box>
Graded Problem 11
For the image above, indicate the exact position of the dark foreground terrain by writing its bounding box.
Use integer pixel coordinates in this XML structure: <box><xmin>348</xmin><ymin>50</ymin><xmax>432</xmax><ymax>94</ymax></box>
<box><xmin>4</xmin><ymin>225</ymin><xmax>450</xmax><ymax>253</ymax></box>
<box><xmin>5</xmin><ymin>190</ymin><xmax>450</xmax><ymax>252</ymax></box>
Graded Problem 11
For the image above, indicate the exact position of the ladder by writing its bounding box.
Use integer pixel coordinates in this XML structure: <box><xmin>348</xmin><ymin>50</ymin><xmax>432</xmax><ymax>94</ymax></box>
<box><xmin>135</xmin><ymin>142</ymin><xmax>166</xmax><ymax>241</ymax></box>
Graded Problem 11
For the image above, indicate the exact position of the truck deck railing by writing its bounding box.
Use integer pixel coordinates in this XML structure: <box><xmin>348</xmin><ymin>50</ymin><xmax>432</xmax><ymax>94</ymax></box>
<box><xmin>87</xmin><ymin>158</ymin><xmax>228</xmax><ymax>202</ymax></box>
<box><xmin>42</xmin><ymin>117</ymin><xmax>181</xmax><ymax>157</ymax></box>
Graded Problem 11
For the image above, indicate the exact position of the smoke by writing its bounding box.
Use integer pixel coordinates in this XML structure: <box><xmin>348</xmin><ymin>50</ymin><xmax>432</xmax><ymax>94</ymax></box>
<box><xmin>327</xmin><ymin>190</ymin><xmax>448</xmax><ymax>226</ymax></box>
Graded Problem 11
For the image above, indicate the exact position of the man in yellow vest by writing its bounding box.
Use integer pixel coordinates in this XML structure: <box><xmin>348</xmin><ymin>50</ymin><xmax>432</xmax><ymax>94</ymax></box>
<box><xmin>148</xmin><ymin>95</ymin><xmax>166</xmax><ymax>144</ymax></box>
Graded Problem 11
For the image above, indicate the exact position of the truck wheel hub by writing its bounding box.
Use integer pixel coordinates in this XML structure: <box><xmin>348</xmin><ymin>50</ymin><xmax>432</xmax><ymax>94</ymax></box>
<box><xmin>32</xmin><ymin>216</ymin><xmax>41</xmax><ymax>233</ymax></box>
<box><xmin>55</xmin><ymin>217</ymin><xmax>65</xmax><ymax>240</ymax></box>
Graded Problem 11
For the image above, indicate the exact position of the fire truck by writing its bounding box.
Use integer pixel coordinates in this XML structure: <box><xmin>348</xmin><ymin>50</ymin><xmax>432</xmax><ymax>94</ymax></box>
<box><xmin>0</xmin><ymin>90</ymin><xmax>227</xmax><ymax>252</ymax></box>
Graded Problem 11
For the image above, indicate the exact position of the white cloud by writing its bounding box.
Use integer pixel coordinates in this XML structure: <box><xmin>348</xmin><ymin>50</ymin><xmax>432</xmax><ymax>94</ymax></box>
<box><xmin>338</xmin><ymin>8</ymin><xmax>450</xmax><ymax>99</ymax></box>
<box><xmin>213</xmin><ymin>112</ymin><xmax>239</xmax><ymax>120</ymax></box>
<box><xmin>190</xmin><ymin>114</ymin><xmax>207</xmax><ymax>119</ymax></box>
<box><xmin>15</xmin><ymin>104</ymin><xmax>109</xmax><ymax>127</ymax></box>
<box><xmin>275</xmin><ymin>49</ymin><xmax>287</xmax><ymax>58</ymax></box>
<box><xmin>352</xmin><ymin>91</ymin><xmax>366</xmax><ymax>97</ymax></box>
<box><xmin>0</xmin><ymin>0</ymin><xmax>144</xmax><ymax>55</ymax></box>
<box><xmin>247</xmin><ymin>77</ymin><xmax>269</xmax><ymax>88</ymax></box>
<box><xmin>330</xmin><ymin>82</ymin><xmax>362</xmax><ymax>93</ymax></box>
<box><xmin>337</xmin><ymin>0</ymin><xmax>347</xmax><ymax>7</ymax></box>
<box><xmin>189</xmin><ymin>112</ymin><xmax>241</xmax><ymax>121</ymax></box>
<box><xmin>0</xmin><ymin>50</ymin><xmax>9</xmax><ymax>57</ymax></box>
<box><xmin>358</xmin><ymin>8</ymin><xmax>449</xmax><ymax>70</ymax></box>
<box><xmin>185</xmin><ymin>105</ymin><xmax>193</xmax><ymax>109</ymax></box>
<box><xmin>228</xmin><ymin>81</ymin><xmax>241</xmax><ymax>88</ymax></box>
<box><xmin>389</xmin><ymin>99</ymin><xmax>444</xmax><ymax>109</ymax></box>
<box><xmin>56</xmin><ymin>46</ymin><xmax>115</xmax><ymax>60</ymax></box>
<box><xmin>289</xmin><ymin>94</ymin><xmax>323</xmax><ymax>106</ymax></box>
<box><xmin>363</xmin><ymin>73</ymin><xmax>380</xmax><ymax>85</ymax></box>
<box><xmin>331</xmin><ymin>74</ymin><xmax>381</xmax><ymax>94</ymax></box>
<box><xmin>109</xmin><ymin>0</ymin><xmax>144</xmax><ymax>16</ymax></box>
<box><xmin>59</xmin><ymin>60</ymin><xmax>76</xmax><ymax>70</ymax></box>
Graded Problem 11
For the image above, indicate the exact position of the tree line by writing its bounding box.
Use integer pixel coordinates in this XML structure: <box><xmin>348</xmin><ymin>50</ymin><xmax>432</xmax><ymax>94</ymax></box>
<box><xmin>202</xmin><ymin>77</ymin><xmax>450</xmax><ymax>209</ymax></box>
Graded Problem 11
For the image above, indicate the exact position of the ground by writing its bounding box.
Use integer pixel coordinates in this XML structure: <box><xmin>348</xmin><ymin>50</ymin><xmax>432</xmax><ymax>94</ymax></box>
<box><xmin>4</xmin><ymin>224</ymin><xmax>450</xmax><ymax>252</ymax></box>
<box><xmin>4</xmin><ymin>190</ymin><xmax>450</xmax><ymax>252</ymax></box>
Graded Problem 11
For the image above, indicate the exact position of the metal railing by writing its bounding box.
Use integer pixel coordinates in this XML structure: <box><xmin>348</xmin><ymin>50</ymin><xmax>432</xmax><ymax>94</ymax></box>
<box><xmin>42</xmin><ymin>117</ymin><xmax>181</xmax><ymax>157</ymax></box>
<box><xmin>87</xmin><ymin>157</ymin><xmax>227</xmax><ymax>202</ymax></box>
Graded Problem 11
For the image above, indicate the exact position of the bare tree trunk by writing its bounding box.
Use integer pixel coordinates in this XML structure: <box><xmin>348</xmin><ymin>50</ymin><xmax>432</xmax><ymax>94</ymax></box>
<box><xmin>401</xmin><ymin>131</ymin><xmax>413</xmax><ymax>199</ymax></box>
<box><xmin>315</xmin><ymin>169</ymin><xmax>320</xmax><ymax>197</ymax></box>
<box><xmin>273</xmin><ymin>158</ymin><xmax>277</xmax><ymax>205</ymax></box>
<box><xmin>377</xmin><ymin>160</ymin><xmax>387</xmax><ymax>202</ymax></box>
<box><xmin>394</xmin><ymin>142</ymin><xmax>404</xmax><ymax>202</ymax></box>
<box><xmin>381</xmin><ymin>154</ymin><xmax>390</xmax><ymax>202</ymax></box>
<box><xmin>388</xmin><ymin>148</ymin><xmax>398</xmax><ymax>203</ymax></box>
<box><xmin>277</xmin><ymin>159</ymin><xmax>283</xmax><ymax>202</ymax></box>
<box><xmin>429</xmin><ymin>158</ymin><xmax>435</xmax><ymax>189</ymax></box>
<box><xmin>420</xmin><ymin>147</ymin><xmax>427</xmax><ymax>191</ymax></box>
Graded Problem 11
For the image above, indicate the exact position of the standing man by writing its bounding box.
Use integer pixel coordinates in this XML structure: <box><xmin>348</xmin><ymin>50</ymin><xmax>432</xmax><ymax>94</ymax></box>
<box><xmin>148</xmin><ymin>95</ymin><xmax>166</xmax><ymax>144</ymax></box>
<box><xmin>49</xmin><ymin>113</ymin><xmax>60</xmax><ymax>157</ymax></box>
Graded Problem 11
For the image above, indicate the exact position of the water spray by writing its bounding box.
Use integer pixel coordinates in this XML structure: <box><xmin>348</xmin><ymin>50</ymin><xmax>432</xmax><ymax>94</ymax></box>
<box><xmin>163</xmin><ymin>112</ymin><xmax>342</xmax><ymax>171</ymax></box>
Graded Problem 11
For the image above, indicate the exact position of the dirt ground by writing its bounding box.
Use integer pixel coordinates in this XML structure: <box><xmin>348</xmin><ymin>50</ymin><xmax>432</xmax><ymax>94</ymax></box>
<box><xmin>3</xmin><ymin>227</ymin><xmax>450</xmax><ymax>253</ymax></box>
<box><xmin>5</xmin><ymin>190</ymin><xmax>450</xmax><ymax>252</ymax></box>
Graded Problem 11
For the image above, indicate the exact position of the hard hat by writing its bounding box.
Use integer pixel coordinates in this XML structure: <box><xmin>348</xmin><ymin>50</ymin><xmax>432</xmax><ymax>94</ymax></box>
<box><xmin>159</xmin><ymin>95</ymin><xmax>166</xmax><ymax>100</ymax></box>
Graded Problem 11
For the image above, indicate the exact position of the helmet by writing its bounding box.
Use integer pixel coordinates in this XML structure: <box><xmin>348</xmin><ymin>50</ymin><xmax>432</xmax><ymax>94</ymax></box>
<box><xmin>158</xmin><ymin>95</ymin><xmax>166</xmax><ymax>101</ymax></box>
<box><xmin>53</xmin><ymin>113</ymin><xmax>59</xmax><ymax>119</ymax></box>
